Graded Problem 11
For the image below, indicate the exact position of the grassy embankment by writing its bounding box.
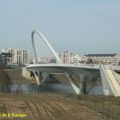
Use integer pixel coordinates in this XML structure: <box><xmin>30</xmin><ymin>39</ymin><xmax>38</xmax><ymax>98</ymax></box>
<box><xmin>0</xmin><ymin>93</ymin><xmax>104</xmax><ymax>120</ymax></box>
<box><xmin>64</xmin><ymin>94</ymin><xmax>120</xmax><ymax>120</ymax></box>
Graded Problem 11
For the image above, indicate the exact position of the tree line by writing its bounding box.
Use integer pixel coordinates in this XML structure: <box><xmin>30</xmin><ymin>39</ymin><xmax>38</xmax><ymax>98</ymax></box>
<box><xmin>0</xmin><ymin>52</ymin><xmax>12</xmax><ymax>67</ymax></box>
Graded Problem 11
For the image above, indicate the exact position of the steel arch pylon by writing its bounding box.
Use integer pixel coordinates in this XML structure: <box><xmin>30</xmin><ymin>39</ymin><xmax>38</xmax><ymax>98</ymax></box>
<box><xmin>31</xmin><ymin>30</ymin><xmax>62</xmax><ymax>64</ymax></box>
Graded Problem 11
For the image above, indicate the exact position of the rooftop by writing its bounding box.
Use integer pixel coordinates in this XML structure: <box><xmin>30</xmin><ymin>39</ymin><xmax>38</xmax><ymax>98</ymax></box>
<box><xmin>85</xmin><ymin>54</ymin><xmax>117</xmax><ymax>57</ymax></box>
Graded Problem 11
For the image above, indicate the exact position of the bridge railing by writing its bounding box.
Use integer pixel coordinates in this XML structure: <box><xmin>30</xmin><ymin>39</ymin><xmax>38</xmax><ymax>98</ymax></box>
<box><xmin>75</xmin><ymin>63</ymin><xmax>120</xmax><ymax>70</ymax></box>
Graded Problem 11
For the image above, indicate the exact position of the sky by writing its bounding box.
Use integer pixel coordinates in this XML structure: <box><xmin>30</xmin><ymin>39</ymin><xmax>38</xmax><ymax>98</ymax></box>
<box><xmin>0</xmin><ymin>0</ymin><xmax>120</xmax><ymax>55</ymax></box>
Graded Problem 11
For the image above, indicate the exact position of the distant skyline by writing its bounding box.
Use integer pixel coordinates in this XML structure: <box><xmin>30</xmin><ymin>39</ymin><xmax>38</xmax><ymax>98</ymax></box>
<box><xmin>0</xmin><ymin>0</ymin><xmax>120</xmax><ymax>55</ymax></box>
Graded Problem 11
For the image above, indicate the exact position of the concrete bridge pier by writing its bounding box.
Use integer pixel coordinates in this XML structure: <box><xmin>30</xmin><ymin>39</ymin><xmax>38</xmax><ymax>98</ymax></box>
<box><xmin>32</xmin><ymin>71</ymin><xmax>41</xmax><ymax>85</ymax></box>
<box><xmin>32</xmin><ymin>71</ymin><xmax>49</xmax><ymax>85</ymax></box>
<box><xmin>79</xmin><ymin>74</ymin><xmax>86</xmax><ymax>94</ymax></box>
<box><xmin>64</xmin><ymin>73</ymin><xmax>80</xmax><ymax>95</ymax></box>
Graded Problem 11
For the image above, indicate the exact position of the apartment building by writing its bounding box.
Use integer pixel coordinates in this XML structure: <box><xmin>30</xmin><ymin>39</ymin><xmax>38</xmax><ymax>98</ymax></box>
<box><xmin>81</xmin><ymin>53</ymin><xmax>120</xmax><ymax>65</ymax></box>
<box><xmin>58</xmin><ymin>51</ymin><xmax>81</xmax><ymax>64</ymax></box>
<box><xmin>1</xmin><ymin>48</ymin><xmax>28</xmax><ymax>65</ymax></box>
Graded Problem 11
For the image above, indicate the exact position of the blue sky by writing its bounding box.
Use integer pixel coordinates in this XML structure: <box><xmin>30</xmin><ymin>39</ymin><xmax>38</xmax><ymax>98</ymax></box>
<box><xmin>0</xmin><ymin>0</ymin><xmax>120</xmax><ymax>54</ymax></box>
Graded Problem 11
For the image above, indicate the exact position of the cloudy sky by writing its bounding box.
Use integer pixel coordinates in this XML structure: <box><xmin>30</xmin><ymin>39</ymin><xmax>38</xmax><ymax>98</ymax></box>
<box><xmin>0</xmin><ymin>0</ymin><xmax>120</xmax><ymax>55</ymax></box>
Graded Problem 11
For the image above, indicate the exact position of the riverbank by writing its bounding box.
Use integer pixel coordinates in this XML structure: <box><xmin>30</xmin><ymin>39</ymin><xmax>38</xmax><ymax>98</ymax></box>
<box><xmin>0</xmin><ymin>68</ymin><xmax>32</xmax><ymax>92</ymax></box>
<box><xmin>0</xmin><ymin>93</ymin><xmax>103</xmax><ymax>120</ymax></box>
<box><xmin>0</xmin><ymin>68</ymin><xmax>32</xmax><ymax>83</ymax></box>
<box><xmin>64</xmin><ymin>94</ymin><xmax>120</xmax><ymax>120</ymax></box>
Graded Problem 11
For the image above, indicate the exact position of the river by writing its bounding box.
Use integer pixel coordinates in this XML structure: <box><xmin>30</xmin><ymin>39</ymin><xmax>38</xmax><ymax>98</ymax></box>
<box><xmin>10</xmin><ymin>83</ymin><xmax>103</xmax><ymax>95</ymax></box>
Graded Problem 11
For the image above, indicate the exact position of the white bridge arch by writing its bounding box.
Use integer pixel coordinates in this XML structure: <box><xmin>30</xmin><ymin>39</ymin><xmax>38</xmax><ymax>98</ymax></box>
<box><xmin>31</xmin><ymin>30</ymin><xmax>61</xmax><ymax>64</ymax></box>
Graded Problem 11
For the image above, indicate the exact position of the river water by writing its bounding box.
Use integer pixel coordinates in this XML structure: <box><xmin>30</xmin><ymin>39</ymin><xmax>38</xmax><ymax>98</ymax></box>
<box><xmin>10</xmin><ymin>83</ymin><xmax>75</xmax><ymax>94</ymax></box>
<box><xmin>9</xmin><ymin>83</ymin><xmax>103</xmax><ymax>95</ymax></box>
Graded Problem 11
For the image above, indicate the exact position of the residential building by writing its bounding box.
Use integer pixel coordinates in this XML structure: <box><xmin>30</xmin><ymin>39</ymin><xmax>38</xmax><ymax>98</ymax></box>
<box><xmin>81</xmin><ymin>53</ymin><xmax>120</xmax><ymax>65</ymax></box>
<box><xmin>58</xmin><ymin>51</ymin><xmax>74</xmax><ymax>64</ymax></box>
<box><xmin>58</xmin><ymin>51</ymin><xmax>81</xmax><ymax>64</ymax></box>
<box><xmin>1</xmin><ymin>48</ymin><xmax>28</xmax><ymax>65</ymax></box>
<box><xmin>71</xmin><ymin>54</ymin><xmax>81</xmax><ymax>64</ymax></box>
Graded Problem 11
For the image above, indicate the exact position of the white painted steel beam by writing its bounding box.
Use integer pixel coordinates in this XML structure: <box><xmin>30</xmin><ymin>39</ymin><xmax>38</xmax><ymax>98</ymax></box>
<box><xmin>31</xmin><ymin>30</ymin><xmax>62</xmax><ymax>64</ymax></box>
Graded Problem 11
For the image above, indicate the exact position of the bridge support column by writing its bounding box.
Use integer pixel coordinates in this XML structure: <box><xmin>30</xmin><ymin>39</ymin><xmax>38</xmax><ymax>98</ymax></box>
<box><xmin>79</xmin><ymin>74</ymin><xmax>85</xmax><ymax>94</ymax></box>
<box><xmin>32</xmin><ymin>71</ymin><xmax>49</xmax><ymax>85</ymax></box>
<box><xmin>64</xmin><ymin>73</ymin><xmax>80</xmax><ymax>95</ymax></box>
<box><xmin>33</xmin><ymin>71</ymin><xmax>41</xmax><ymax>85</ymax></box>
<box><xmin>41</xmin><ymin>72</ymin><xmax>49</xmax><ymax>83</ymax></box>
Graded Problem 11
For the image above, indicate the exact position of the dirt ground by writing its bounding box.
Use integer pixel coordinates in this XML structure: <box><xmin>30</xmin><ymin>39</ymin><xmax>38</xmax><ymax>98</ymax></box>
<box><xmin>0</xmin><ymin>93</ymin><xmax>104</xmax><ymax>120</ymax></box>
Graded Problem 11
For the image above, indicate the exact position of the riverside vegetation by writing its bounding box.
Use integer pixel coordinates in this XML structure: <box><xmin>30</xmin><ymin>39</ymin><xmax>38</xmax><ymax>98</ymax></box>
<box><xmin>65</xmin><ymin>94</ymin><xmax>120</xmax><ymax>120</ymax></box>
